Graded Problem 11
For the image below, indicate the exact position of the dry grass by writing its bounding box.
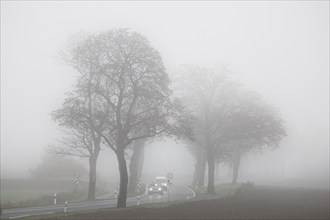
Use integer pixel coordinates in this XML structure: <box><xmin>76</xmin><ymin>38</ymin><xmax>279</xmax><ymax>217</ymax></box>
<box><xmin>32</xmin><ymin>185</ymin><xmax>329</xmax><ymax>220</ymax></box>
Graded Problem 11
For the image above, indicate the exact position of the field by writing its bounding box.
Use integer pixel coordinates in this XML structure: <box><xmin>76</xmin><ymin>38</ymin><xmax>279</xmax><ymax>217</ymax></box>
<box><xmin>29</xmin><ymin>184</ymin><xmax>329</xmax><ymax>220</ymax></box>
<box><xmin>1</xmin><ymin>189</ymin><xmax>59</xmax><ymax>203</ymax></box>
<box><xmin>0</xmin><ymin>178</ymin><xmax>88</xmax><ymax>208</ymax></box>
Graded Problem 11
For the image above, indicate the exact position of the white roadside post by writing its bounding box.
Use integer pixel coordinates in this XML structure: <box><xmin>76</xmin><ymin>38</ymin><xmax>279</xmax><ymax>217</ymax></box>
<box><xmin>64</xmin><ymin>201</ymin><xmax>68</xmax><ymax>213</ymax></box>
<box><xmin>54</xmin><ymin>193</ymin><xmax>57</xmax><ymax>205</ymax></box>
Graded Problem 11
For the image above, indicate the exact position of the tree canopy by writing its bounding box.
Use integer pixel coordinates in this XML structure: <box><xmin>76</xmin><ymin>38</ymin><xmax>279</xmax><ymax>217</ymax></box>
<box><xmin>57</xmin><ymin>29</ymin><xmax>192</xmax><ymax>207</ymax></box>
<box><xmin>173</xmin><ymin>65</ymin><xmax>286</xmax><ymax>191</ymax></box>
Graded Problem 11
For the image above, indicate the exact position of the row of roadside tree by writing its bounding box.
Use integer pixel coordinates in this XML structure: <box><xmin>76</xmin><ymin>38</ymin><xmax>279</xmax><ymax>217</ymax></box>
<box><xmin>50</xmin><ymin>29</ymin><xmax>286</xmax><ymax>208</ymax></box>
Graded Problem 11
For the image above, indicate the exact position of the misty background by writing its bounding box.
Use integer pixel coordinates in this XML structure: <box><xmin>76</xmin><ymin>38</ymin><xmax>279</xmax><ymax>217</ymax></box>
<box><xmin>1</xmin><ymin>1</ymin><xmax>328</xmax><ymax>189</ymax></box>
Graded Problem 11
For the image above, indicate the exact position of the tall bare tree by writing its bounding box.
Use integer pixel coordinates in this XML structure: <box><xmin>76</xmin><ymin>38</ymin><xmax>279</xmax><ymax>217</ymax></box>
<box><xmin>52</xmin><ymin>41</ymin><xmax>110</xmax><ymax>200</ymax></box>
<box><xmin>174</xmin><ymin>66</ymin><xmax>286</xmax><ymax>194</ymax></box>
<box><xmin>185</xmin><ymin>140</ymin><xmax>207</xmax><ymax>189</ymax></box>
<box><xmin>173</xmin><ymin>65</ymin><xmax>233</xmax><ymax>194</ymax></box>
<box><xmin>51</xmin><ymin>86</ymin><xmax>108</xmax><ymax>200</ymax></box>
<box><xmin>63</xmin><ymin>29</ymin><xmax>191</xmax><ymax>207</ymax></box>
<box><xmin>127</xmin><ymin>140</ymin><xmax>145</xmax><ymax>194</ymax></box>
<box><xmin>214</xmin><ymin>91</ymin><xmax>286</xmax><ymax>185</ymax></box>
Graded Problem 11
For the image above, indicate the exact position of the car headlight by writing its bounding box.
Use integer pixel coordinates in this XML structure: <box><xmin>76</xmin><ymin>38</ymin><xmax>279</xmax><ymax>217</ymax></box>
<box><xmin>149</xmin><ymin>188</ymin><xmax>153</xmax><ymax>190</ymax></box>
<box><xmin>158</xmin><ymin>188</ymin><xmax>161</xmax><ymax>190</ymax></box>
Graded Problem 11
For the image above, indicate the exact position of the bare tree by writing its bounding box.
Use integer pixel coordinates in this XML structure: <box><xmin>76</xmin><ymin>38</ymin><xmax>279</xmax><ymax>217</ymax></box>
<box><xmin>214</xmin><ymin>91</ymin><xmax>286</xmax><ymax>185</ymax></box>
<box><xmin>127</xmin><ymin>140</ymin><xmax>145</xmax><ymax>194</ymax></box>
<box><xmin>30</xmin><ymin>153</ymin><xmax>88</xmax><ymax>179</ymax></box>
<box><xmin>173</xmin><ymin>65</ymin><xmax>286</xmax><ymax>194</ymax></box>
<box><xmin>173</xmin><ymin>65</ymin><xmax>233</xmax><ymax>194</ymax></box>
<box><xmin>186</xmin><ymin>139</ymin><xmax>207</xmax><ymax>189</ymax></box>
<box><xmin>63</xmin><ymin>29</ymin><xmax>190</xmax><ymax>208</ymax></box>
<box><xmin>51</xmin><ymin>78</ymin><xmax>108</xmax><ymax>200</ymax></box>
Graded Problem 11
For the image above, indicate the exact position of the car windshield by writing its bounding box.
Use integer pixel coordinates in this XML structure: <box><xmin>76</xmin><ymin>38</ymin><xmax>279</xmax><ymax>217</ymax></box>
<box><xmin>156</xmin><ymin>179</ymin><xmax>166</xmax><ymax>183</ymax></box>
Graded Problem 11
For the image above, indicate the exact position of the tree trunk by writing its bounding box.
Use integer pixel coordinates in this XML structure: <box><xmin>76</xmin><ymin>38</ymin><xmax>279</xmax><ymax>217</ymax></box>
<box><xmin>192</xmin><ymin>149</ymin><xmax>206</xmax><ymax>188</ymax></box>
<box><xmin>207</xmin><ymin>148</ymin><xmax>215</xmax><ymax>194</ymax></box>
<box><xmin>192</xmin><ymin>163</ymin><xmax>207</xmax><ymax>188</ymax></box>
<box><xmin>128</xmin><ymin>141</ymin><xmax>145</xmax><ymax>194</ymax></box>
<box><xmin>87</xmin><ymin>143</ymin><xmax>100</xmax><ymax>201</ymax></box>
<box><xmin>192</xmin><ymin>148</ymin><xmax>207</xmax><ymax>189</ymax></box>
<box><xmin>215</xmin><ymin>162</ymin><xmax>219</xmax><ymax>181</ymax></box>
<box><xmin>192</xmin><ymin>160</ymin><xmax>199</xmax><ymax>188</ymax></box>
<box><xmin>232</xmin><ymin>154</ymin><xmax>240</xmax><ymax>185</ymax></box>
<box><xmin>197</xmin><ymin>152</ymin><xmax>207</xmax><ymax>187</ymax></box>
<box><xmin>87</xmin><ymin>155</ymin><xmax>97</xmax><ymax>200</ymax></box>
<box><xmin>116</xmin><ymin>148</ymin><xmax>129</xmax><ymax>208</ymax></box>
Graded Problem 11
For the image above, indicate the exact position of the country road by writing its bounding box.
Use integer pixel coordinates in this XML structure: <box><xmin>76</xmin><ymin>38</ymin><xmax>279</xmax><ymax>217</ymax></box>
<box><xmin>0</xmin><ymin>184</ymin><xmax>195</xmax><ymax>219</ymax></box>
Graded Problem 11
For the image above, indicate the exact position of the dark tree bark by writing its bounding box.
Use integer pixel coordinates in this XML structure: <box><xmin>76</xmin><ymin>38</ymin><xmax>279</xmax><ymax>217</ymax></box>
<box><xmin>197</xmin><ymin>153</ymin><xmax>207</xmax><ymax>187</ymax></box>
<box><xmin>192</xmin><ymin>151</ymin><xmax>200</xmax><ymax>188</ymax></box>
<box><xmin>116</xmin><ymin>148</ymin><xmax>129</xmax><ymax>208</ymax></box>
<box><xmin>87</xmin><ymin>155</ymin><xmax>97</xmax><ymax>200</ymax></box>
<box><xmin>192</xmin><ymin>149</ymin><xmax>207</xmax><ymax>188</ymax></box>
<box><xmin>62</xmin><ymin>29</ymin><xmax>187</xmax><ymax>209</ymax></box>
<box><xmin>192</xmin><ymin>160</ymin><xmax>200</xmax><ymax>188</ymax></box>
<box><xmin>207</xmin><ymin>148</ymin><xmax>216</xmax><ymax>194</ymax></box>
<box><xmin>192</xmin><ymin>166</ymin><xmax>198</xmax><ymax>188</ymax></box>
<box><xmin>87</xmin><ymin>139</ymin><xmax>101</xmax><ymax>200</ymax></box>
<box><xmin>128</xmin><ymin>141</ymin><xmax>145</xmax><ymax>194</ymax></box>
<box><xmin>232</xmin><ymin>154</ymin><xmax>241</xmax><ymax>185</ymax></box>
<box><xmin>215</xmin><ymin>162</ymin><xmax>219</xmax><ymax>181</ymax></box>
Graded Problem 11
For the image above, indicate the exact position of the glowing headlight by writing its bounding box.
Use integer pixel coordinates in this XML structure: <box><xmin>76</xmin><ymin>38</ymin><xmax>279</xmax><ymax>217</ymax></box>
<box><xmin>158</xmin><ymin>188</ymin><xmax>161</xmax><ymax>190</ymax></box>
<box><xmin>149</xmin><ymin>188</ymin><xmax>153</xmax><ymax>190</ymax></box>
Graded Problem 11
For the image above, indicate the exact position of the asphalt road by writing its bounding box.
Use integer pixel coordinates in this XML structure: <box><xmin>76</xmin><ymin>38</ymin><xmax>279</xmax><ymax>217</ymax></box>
<box><xmin>0</xmin><ymin>184</ymin><xmax>195</xmax><ymax>219</ymax></box>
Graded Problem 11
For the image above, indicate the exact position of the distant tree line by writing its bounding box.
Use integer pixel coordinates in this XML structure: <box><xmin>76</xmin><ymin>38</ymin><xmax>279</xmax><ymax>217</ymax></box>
<box><xmin>50</xmin><ymin>28</ymin><xmax>286</xmax><ymax>208</ymax></box>
<box><xmin>30</xmin><ymin>156</ymin><xmax>88</xmax><ymax>179</ymax></box>
<box><xmin>172</xmin><ymin>66</ymin><xmax>286</xmax><ymax>191</ymax></box>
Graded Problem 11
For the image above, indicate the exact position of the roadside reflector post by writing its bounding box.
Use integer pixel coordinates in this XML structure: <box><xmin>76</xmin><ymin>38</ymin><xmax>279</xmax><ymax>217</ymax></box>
<box><xmin>137</xmin><ymin>196</ymin><xmax>141</xmax><ymax>206</ymax></box>
<box><xmin>64</xmin><ymin>201</ymin><xmax>68</xmax><ymax>213</ymax></box>
<box><xmin>54</xmin><ymin>193</ymin><xmax>57</xmax><ymax>205</ymax></box>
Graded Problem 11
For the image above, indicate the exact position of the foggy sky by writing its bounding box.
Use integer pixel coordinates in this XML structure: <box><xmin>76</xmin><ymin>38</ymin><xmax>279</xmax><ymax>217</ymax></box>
<box><xmin>1</xmin><ymin>1</ymin><xmax>328</xmax><ymax>183</ymax></box>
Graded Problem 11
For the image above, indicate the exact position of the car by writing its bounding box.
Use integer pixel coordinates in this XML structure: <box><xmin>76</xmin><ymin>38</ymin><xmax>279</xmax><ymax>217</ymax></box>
<box><xmin>155</xmin><ymin>176</ymin><xmax>168</xmax><ymax>191</ymax></box>
<box><xmin>148</xmin><ymin>182</ymin><xmax>164</xmax><ymax>195</ymax></box>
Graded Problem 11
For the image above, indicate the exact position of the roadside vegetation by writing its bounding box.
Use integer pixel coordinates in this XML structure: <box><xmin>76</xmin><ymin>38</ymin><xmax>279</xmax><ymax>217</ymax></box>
<box><xmin>192</xmin><ymin>183</ymin><xmax>241</xmax><ymax>201</ymax></box>
<box><xmin>1</xmin><ymin>189</ymin><xmax>86</xmax><ymax>209</ymax></box>
<box><xmin>2</xmin><ymin>28</ymin><xmax>286</xmax><ymax>211</ymax></box>
<box><xmin>46</xmin><ymin>28</ymin><xmax>286</xmax><ymax>208</ymax></box>
<box><xmin>11</xmin><ymin>184</ymin><xmax>328</xmax><ymax>220</ymax></box>
<box><xmin>1</xmin><ymin>182</ymin><xmax>146</xmax><ymax>209</ymax></box>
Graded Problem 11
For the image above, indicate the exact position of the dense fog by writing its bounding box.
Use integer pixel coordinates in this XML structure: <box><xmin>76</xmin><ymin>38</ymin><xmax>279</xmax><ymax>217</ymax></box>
<box><xmin>1</xmin><ymin>1</ymin><xmax>328</xmax><ymax>192</ymax></box>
